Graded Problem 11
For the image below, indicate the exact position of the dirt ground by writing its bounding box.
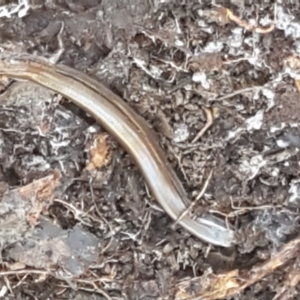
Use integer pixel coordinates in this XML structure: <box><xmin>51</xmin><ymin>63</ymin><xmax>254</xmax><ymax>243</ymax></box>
<box><xmin>0</xmin><ymin>0</ymin><xmax>300</xmax><ymax>299</ymax></box>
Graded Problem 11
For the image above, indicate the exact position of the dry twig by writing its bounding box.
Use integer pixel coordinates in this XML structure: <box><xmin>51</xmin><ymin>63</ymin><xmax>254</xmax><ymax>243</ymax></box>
<box><xmin>217</xmin><ymin>4</ymin><xmax>276</xmax><ymax>34</ymax></box>
<box><xmin>175</xmin><ymin>236</ymin><xmax>300</xmax><ymax>299</ymax></box>
<box><xmin>192</xmin><ymin>107</ymin><xmax>218</xmax><ymax>143</ymax></box>
<box><xmin>172</xmin><ymin>169</ymin><xmax>213</xmax><ymax>228</ymax></box>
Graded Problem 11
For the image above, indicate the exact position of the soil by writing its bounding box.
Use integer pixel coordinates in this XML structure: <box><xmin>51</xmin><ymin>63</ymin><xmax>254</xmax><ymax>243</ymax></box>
<box><xmin>0</xmin><ymin>1</ymin><xmax>300</xmax><ymax>299</ymax></box>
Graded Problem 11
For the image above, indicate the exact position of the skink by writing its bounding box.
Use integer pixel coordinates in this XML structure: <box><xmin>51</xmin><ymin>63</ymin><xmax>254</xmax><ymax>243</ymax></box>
<box><xmin>0</xmin><ymin>56</ymin><xmax>234</xmax><ymax>247</ymax></box>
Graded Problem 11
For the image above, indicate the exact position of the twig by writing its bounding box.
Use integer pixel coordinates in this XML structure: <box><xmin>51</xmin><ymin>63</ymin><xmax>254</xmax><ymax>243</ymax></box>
<box><xmin>172</xmin><ymin>169</ymin><xmax>213</xmax><ymax>227</ymax></box>
<box><xmin>49</xmin><ymin>21</ymin><xmax>65</xmax><ymax>64</ymax></box>
<box><xmin>195</xmin><ymin>169</ymin><xmax>214</xmax><ymax>201</ymax></box>
<box><xmin>0</xmin><ymin>269</ymin><xmax>49</xmax><ymax>276</ymax></box>
<box><xmin>192</xmin><ymin>107</ymin><xmax>214</xmax><ymax>143</ymax></box>
<box><xmin>175</xmin><ymin>236</ymin><xmax>300</xmax><ymax>299</ymax></box>
<box><xmin>53</xmin><ymin>198</ymin><xmax>104</xmax><ymax>225</ymax></box>
<box><xmin>167</xmin><ymin>77</ymin><xmax>193</xmax><ymax>94</ymax></box>
<box><xmin>208</xmin><ymin>86</ymin><xmax>263</xmax><ymax>102</ymax></box>
<box><xmin>221</xmin><ymin>1</ymin><xmax>276</xmax><ymax>34</ymax></box>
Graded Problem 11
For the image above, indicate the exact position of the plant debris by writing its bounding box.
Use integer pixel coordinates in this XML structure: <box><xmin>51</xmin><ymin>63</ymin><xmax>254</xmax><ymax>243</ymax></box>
<box><xmin>0</xmin><ymin>1</ymin><xmax>300</xmax><ymax>299</ymax></box>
